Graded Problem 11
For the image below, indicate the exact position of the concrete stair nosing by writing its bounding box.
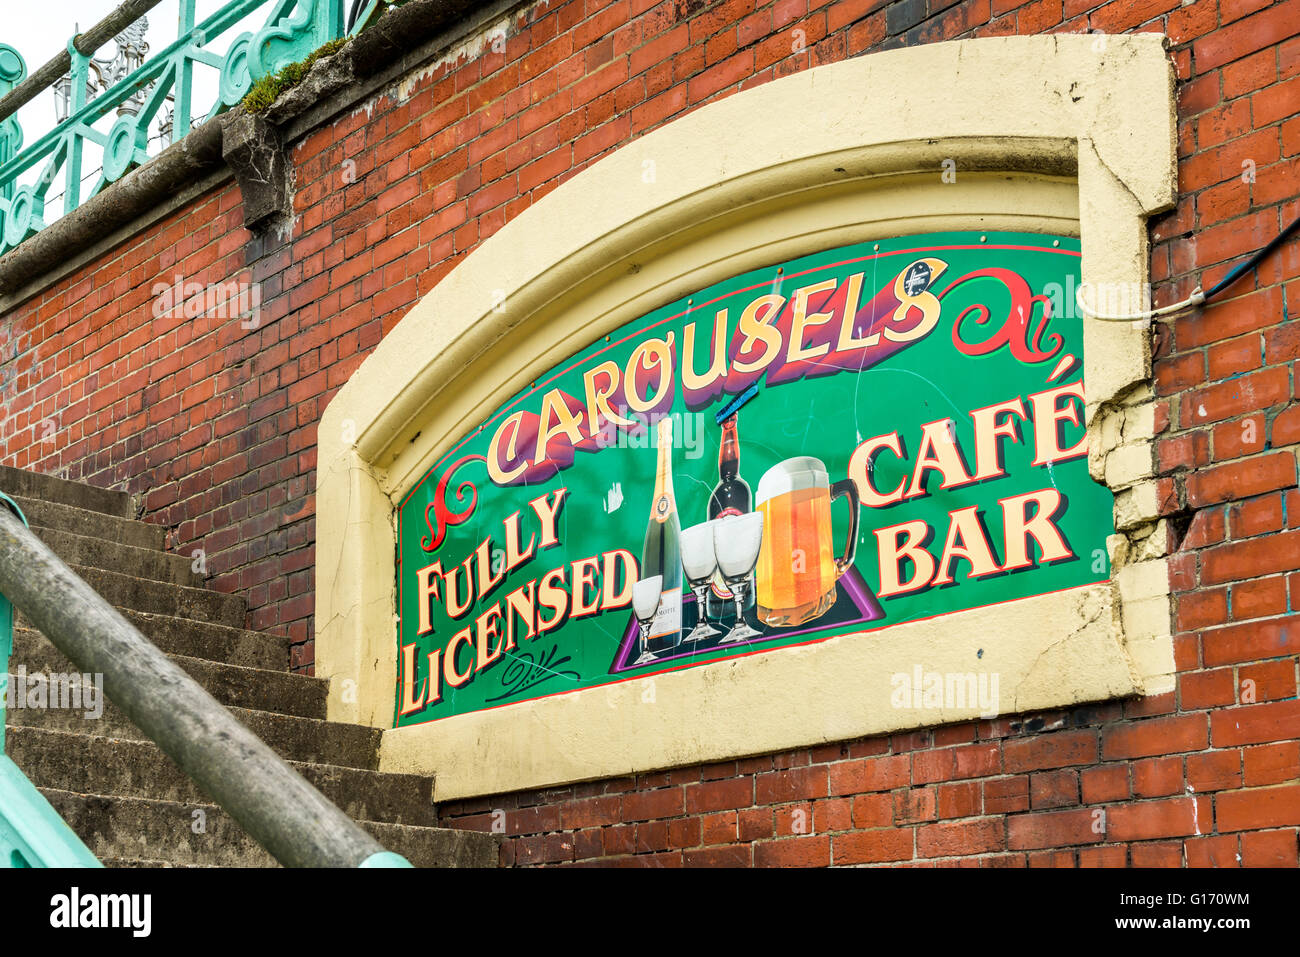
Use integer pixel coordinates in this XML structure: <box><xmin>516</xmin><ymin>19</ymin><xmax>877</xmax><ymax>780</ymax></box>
<box><xmin>10</xmin><ymin>629</ymin><xmax>327</xmax><ymax>720</ymax></box>
<box><xmin>0</xmin><ymin>465</ymin><xmax>135</xmax><ymax>519</ymax></box>
<box><xmin>99</xmin><ymin>858</ymin><xmax>218</xmax><ymax>868</ymax></box>
<box><xmin>31</xmin><ymin>525</ymin><xmax>203</xmax><ymax>588</ymax></box>
<box><xmin>66</xmin><ymin>563</ymin><xmax>247</xmax><ymax>627</ymax></box>
<box><xmin>6</xmin><ymin>700</ymin><xmax>382</xmax><ymax>771</ymax></box>
<box><xmin>15</xmin><ymin>608</ymin><xmax>290</xmax><ymax>672</ymax></box>
<box><xmin>9</xmin><ymin>496</ymin><xmax>164</xmax><ymax>550</ymax></box>
<box><xmin>39</xmin><ymin>788</ymin><xmax>501</xmax><ymax>868</ymax></box>
<box><xmin>6</xmin><ymin>725</ymin><xmax>437</xmax><ymax>828</ymax></box>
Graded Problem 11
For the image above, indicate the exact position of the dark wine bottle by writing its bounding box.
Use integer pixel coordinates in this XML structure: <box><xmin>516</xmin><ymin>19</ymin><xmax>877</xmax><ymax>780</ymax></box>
<box><xmin>641</xmin><ymin>417</ymin><xmax>682</xmax><ymax>645</ymax></box>
<box><xmin>706</xmin><ymin>413</ymin><xmax>755</xmax><ymax>618</ymax></box>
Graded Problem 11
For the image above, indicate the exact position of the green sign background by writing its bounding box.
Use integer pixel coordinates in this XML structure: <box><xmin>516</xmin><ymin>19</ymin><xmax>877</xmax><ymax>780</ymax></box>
<box><xmin>395</xmin><ymin>231</ymin><xmax>1113</xmax><ymax>728</ymax></box>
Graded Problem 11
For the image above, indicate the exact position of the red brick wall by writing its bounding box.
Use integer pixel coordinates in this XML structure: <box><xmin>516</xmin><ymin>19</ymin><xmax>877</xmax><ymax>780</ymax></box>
<box><xmin>0</xmin><ymin>0</ymin><xmax>1296</xmax><ymax>864</ymax></box>
<box><xmin>438</xmin><ymin>703</ymin><xmax>1298</xmax><ymax>866</ymax></box>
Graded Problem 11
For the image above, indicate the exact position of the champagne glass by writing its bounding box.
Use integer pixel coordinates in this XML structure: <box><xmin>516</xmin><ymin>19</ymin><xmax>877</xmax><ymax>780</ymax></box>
<box><xmin>680</xmin><ymin>521</ymin><xmax>722</xmax><ymax>642</ymax></box>
<box><xmin>714</xmin><ymin>513</ymin><xmax>764</xmax><ymax>643</ymax></box>
<box><xmin>631</xmin><ymin>575</ymin><xmax>663</xmax><ymax>666</ymax></box>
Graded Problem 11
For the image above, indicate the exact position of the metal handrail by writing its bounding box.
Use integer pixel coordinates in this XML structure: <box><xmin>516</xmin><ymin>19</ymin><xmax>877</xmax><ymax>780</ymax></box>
<box><xmin>0</xmin><ymin>499</ymin><xmax>410</xmax><ymax>868</ymax></box>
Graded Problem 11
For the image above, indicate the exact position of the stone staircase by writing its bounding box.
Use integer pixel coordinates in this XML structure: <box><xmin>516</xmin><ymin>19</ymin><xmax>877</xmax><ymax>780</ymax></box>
<box><xmin>1</xmin><ymin>465</ymin><xmax>498</xmax><ymax>867</ymax></box>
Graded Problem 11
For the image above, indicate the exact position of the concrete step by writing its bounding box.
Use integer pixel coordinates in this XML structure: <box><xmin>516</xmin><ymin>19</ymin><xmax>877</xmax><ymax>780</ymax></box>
<box><xmin>65</xmin><ymin>564</ymin><xmax>246</xmax><ymax>627</ymax></box>
<box><xmin>11</xmin><ymin>629</ymin><xmax>326</xmax><ymax>719</ymax></box>
<box><xmin>40</xmin><ymin>788</ymin><xmax>282</xmax><ymax>868</ymax></box>
<box><xmin>30</xmin><ymin>525</ymin><xmax>202</xmax><ymax>587</ymax></box>
<box><xmin>6</xmin><ymin>693</ymin><xmax>381</xmax><ymax>770</ymax></box>
<box><xmin>11</xmin><ymin>496</ymin><xmax>164</xmax><ymax>550</ymax></box>
<box><xmin>364</xmin><ymin>821</ymin><xmax>500</xmax><ymax>868</ymax></box>
<box><xmin>7</xmin><ymin>726</ymin><xmax>436</xmax><ymax>827</ymax></box>
<box><xmin>40</xmin><ymin>789</ymin><xmax>500</xmax><ymax>868</ymax></box>
<box><xmin>16</xmin><ymin>608</ymin><xmax>289</xmax><ymax>671</ymax></box>
<box><xmin>100</xmin><ymin>858</ymin><xmax>216</xmax><ymax>868</ymax></box>
<box><xmin>0</xmin><ymin>465</ymin><xmax>135</xmax><ymax>519</ymax></box>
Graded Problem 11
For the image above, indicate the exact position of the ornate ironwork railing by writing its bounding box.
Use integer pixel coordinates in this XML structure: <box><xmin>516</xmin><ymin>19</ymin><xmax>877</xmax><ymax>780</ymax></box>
<box><xmin>0</xmin><ymin>0</ymin><xmax>383</xmax><ymax>258</ymax></box>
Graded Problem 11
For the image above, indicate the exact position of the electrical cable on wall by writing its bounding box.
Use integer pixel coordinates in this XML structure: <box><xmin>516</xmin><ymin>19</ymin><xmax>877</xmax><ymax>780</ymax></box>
<box><xmin>1078</xmin><ymin>211</ymin><xmax>1300</xmax><ymax>322</ymax></box>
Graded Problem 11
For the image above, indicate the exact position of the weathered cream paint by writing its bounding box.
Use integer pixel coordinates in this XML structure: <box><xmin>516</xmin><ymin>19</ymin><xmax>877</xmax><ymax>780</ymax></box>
<box><xmin>383</xmin><ymin>584</ymin><xmax>1135</xmax><ymax>797</ymax></box>
<box><xmin>314</xmin><ymin>34</ymin><xmax>1178</xmax><ymax>800</ymax></box>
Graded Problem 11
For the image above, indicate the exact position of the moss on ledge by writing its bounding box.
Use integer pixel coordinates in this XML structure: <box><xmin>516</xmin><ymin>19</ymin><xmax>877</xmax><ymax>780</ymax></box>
<box><xmin>241</xmin><ymin>37</ymin><xmax>349</xmax><ymax>114</ymax></box>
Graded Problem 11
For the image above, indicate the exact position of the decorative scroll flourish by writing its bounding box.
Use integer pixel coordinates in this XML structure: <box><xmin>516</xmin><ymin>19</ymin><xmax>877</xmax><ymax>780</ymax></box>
<box><xmin>941</xmin><ymin>267</ymin><xmax>1065</xmax><ymax>365</ymax></box>
<box><xmin>0</xmin><ymin>0</ymin><xmax>386</xmax><ymax>257</ymax></box>
<box><xmin>0</xmin><ymin>46</ymin><xmax>25</xmax><ymax>200</ymax></box>
<box><xmin>420</xmin><ymin>454</ymin><xmax>487</xmax><ymax>552</ymax></box>
<box><xmin>484</xmin><ymin>645</ymin><xmax>581</xmax><ymax>703</ymax></box>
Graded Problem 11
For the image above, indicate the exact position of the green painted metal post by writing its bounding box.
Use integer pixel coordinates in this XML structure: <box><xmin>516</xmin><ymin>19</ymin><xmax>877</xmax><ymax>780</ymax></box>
<box><xmin>64</xmin><ymin>41</ymin><xmax>88</xmax><ymax>215</ymax></box>
<box><xmin>0</xmin><ymin>492</ymin><xmax>19</xmax><ymax>754</ymax></box>
<box><xmin>177</xmin><ymin>0</ymin><xmax>197</xmax><ymax>137</ymax></box>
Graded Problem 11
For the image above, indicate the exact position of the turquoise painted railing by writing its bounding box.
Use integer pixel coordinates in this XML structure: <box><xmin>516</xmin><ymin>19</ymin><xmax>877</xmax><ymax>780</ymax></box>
<box><xmin>0</xmin><ymin>0</ymin><xmax>384</xmax><ymax>256</ymax></box>
<box><xmin>0</xmin><ymin>493</ymin><xmax>101</xmax><ymax>868</ymax></box>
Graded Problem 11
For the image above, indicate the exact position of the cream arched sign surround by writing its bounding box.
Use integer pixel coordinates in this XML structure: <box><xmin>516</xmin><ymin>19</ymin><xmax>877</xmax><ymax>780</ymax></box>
<box><xmin>315</xmin><ymin>34</ymin><xmax>1177</xmax><ymax>800</ymax></box>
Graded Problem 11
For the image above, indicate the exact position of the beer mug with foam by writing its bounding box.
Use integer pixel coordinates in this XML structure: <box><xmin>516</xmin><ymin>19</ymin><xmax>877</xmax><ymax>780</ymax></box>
<box><xmin>755</xmin><ymin>457</ymin><xmax>860</xmax><ymax>627</ymax></box>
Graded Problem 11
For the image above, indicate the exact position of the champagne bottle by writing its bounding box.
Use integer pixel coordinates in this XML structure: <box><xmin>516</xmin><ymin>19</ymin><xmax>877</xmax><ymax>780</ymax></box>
<box><xmin>641</xmin><ymin>418</ymin><xmax>682</xmax><ymax>645</ymax></box>
<box><xmin>707</xmin><ymin>414</ymin><xmax>755</xmax><ymax>618</ymax></box>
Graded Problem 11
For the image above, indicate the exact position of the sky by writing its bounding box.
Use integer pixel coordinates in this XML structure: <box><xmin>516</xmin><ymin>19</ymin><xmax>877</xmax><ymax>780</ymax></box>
<box><xmin>2</xmin><ymin>1</ymin><xmax>269</xmax><ymax>212</ymax></box>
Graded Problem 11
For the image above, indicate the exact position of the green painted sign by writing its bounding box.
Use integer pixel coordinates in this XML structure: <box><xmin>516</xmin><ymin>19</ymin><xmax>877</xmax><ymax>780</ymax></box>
<box><xmin>394</xmin><ymin>231</ymin><xmax>1112</xmax><ymax>728</ymax></box>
